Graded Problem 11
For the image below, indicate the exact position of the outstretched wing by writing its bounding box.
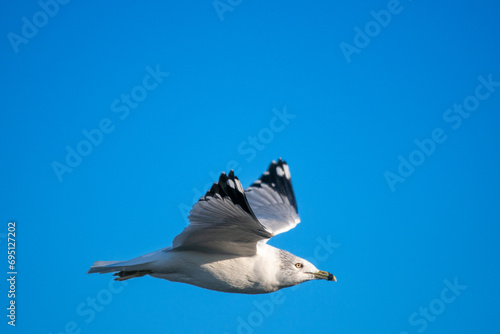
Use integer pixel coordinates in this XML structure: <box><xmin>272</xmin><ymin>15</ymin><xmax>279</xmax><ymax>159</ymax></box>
<box><xmin>172</xmin><ymin>170</ymin><xmax>273</xmax><ymax>256</ymax></box>
<box><xmin>245</xmin><ymin>159</ymin><xmax>300</xmax><ymax>236</ymax></box>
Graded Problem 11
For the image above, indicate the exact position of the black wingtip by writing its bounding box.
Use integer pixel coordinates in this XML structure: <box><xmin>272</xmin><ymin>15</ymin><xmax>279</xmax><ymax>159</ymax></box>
<box><xmin>249</xmin><ymin>158</ymin><xmax>297</xmax><ymax>213</ymax></box>
<box><xmin>217</xmin><ymin>173</ymin><xmax>228</xmax><ymax>190</ymax></box>
<box><xmin>203</xmin><ymin>169</ymin><xmax>256</xmax><ymax>218</ymax></box>
<box><xmin>208</xmin><ymin>182</ymin><xmax>219</xmax><ymax>195</ymax></box>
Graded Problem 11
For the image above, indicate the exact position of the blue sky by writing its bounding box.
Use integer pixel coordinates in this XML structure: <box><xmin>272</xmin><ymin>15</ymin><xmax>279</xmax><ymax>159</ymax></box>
<box><xmin>2</xmin><ymin>0</ymin><xmax>500</xmax><ymax>333</ymax></box>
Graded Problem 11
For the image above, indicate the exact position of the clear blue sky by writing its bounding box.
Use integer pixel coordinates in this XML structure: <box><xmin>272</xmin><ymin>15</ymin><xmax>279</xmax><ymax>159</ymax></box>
<box><xmin>2</xmin><ymin>1</ymin><xmax>500</xmax><ymax>333</ymax></box>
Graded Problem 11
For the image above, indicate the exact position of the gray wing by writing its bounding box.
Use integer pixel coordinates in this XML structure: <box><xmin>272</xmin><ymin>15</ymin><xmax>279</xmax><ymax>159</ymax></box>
<box><xmin>245</xmin><ymin>159</ymin><xmax>300</xmax><ymax>236</ymax></box>
<box><xmin>172</xmin><ymin>170</ymin><xmax>273</xmax><ymax>256</ymax></box>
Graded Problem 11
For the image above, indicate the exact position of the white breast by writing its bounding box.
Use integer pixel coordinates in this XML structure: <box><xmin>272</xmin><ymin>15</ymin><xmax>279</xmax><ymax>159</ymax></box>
<box><xmin>149</xmin><ymin>244</ymin><xmax>281</xmax><ymax>294</ymax></box>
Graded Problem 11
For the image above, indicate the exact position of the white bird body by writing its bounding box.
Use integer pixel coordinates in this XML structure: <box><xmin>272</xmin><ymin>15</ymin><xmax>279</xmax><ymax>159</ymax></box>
<box><xmin>88</xmin><ymin>159</ymin><xmax>336</xmax><ymax>294</ymax></box>
<box><xmin>150</xmin><ymin>243</ymin><xmax>281</xmax><ymax>294</ymax></box>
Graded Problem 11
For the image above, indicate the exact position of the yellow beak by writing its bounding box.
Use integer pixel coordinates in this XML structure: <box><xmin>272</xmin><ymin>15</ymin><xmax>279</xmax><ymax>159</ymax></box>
<box><xmin>313</xmin><ymin>270</ymin><xmax>337</xmax><ymax>281</ymax></box>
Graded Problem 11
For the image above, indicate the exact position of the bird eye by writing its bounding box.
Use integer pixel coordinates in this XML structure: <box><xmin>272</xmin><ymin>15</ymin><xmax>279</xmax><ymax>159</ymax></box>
<box><xmin>295</xmin><ymin>263</ymin><xmax>303</xmax><ymax>268</ymax></box>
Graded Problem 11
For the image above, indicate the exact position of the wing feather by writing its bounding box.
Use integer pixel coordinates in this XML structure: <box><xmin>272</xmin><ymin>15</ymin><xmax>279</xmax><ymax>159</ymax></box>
<box><xmin>245</xmin><ymin>159</ymin><xmax>300</xmax><ymax>235</ymax></box>
<box><xmin>171</xmin><ymin>159</ymin><xmax>300</xmax><ymax>256</ymax></box>
<box><xmin>172</xmin><ymin>170</ymin><xmax>273</xmax><ymax>256</ymax></box>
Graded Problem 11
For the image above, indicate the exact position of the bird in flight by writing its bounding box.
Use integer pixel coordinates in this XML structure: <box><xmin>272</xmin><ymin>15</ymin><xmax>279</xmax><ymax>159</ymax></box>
<box><xmin>88</xmin><ymin>159</ymin><xmax>336</xmax><ymax>294</ymax></box>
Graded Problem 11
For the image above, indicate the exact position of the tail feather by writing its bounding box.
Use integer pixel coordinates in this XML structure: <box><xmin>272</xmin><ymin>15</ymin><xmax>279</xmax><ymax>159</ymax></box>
<box><xmin>87</xmin><ymin>260</ymin><xmax>127</xmax><ymax>274</ymax></box>
<box><xmin>88</xmin><ymin>247</ymin><xmax>171</xmax><ymax>280</ymax></box>
<box><xmin>113</xmin><ymin>270</ymin><xmax>151</xmax><ymax>281</ymax></box>
<box><xmin>92</xmin><ymin>261</ymin><xmax>122</xmax><ymax>268</ymax></box>
<box><xmin>87</xmin><ymin>260</ymin><xmax>154</xmax><ymax>281</ymax></box>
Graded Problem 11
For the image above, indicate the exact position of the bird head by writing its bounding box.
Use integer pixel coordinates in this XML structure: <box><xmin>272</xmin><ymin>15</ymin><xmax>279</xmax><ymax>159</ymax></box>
<box><xmin>276</xmin><ymin>250</ymin><xmax>336</xmax><ymax>288</ymax></box>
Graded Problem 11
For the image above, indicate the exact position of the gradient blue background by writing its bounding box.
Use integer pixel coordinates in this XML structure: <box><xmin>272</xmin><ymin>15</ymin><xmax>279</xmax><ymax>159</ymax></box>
<box><xmin>2</xmin><ymin>1</ymin><xmax>500</xmax><ymax>333</ymax></box>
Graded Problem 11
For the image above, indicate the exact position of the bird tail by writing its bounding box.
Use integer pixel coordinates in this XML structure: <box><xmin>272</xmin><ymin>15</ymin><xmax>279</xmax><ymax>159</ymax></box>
<box><xmin>87</xmin><ymin>260</ymin><xmax>152</xmax><ymax>281</ymax></box>
<box><xmin>87</xmin><ymin>260</ymin><xmax>123</xmax><ymax>273</ymax></box>
<box><xmin>87</xmin><ymin>247</ymin><xmax>170</xmax><ymax>281</ymax></box>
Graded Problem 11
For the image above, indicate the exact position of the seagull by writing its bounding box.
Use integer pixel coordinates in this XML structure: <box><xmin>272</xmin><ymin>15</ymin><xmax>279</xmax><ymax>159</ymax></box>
<box><xmin>87</xmin><ymin>159</ymin><xmax>336</xmax><ymax>294</ymax></box>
